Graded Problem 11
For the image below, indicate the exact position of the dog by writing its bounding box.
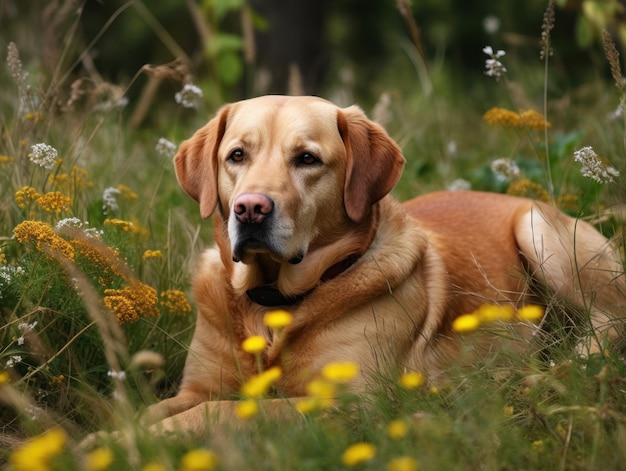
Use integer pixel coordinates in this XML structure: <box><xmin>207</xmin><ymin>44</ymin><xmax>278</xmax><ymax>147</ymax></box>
<box><xmin>143</xmin><ymin>95</ymin><xmax>624</xmax><ymax>434</ymax></box>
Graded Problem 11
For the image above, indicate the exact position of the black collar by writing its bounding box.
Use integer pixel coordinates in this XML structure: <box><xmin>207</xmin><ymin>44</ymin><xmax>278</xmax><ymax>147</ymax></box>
<box><xmin>246</xmin><ymin>254</ymin><xmax>359</xmax><ymax>307</ymax></box>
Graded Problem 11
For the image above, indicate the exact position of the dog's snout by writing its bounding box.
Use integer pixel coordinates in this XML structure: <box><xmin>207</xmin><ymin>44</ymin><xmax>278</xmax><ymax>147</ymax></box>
<box><xmin>233</xmin><ymin>193</ymin><xmax>274</xmax><ymax>224</ymax></box>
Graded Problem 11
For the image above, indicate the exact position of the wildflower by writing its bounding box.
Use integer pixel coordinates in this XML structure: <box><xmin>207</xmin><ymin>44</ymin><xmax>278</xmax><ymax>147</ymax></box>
<box><xmin>242</xmin><ymin>335</ymin><xmax>267</xmax><ymax>354</ymax></box>
<box><xmin>236</xmin><ymin>399</ymin><xmax>259</xmax><ymax>419</ymax></box>
<box><xmin>143</xmin><ymin>463</ymin><xmax>167</xmax><ymax>471</ymax></box>
<box><xmin>0</xmin><ymin>154</ymin><xmax>14</xmax><ymax>166</ymax></box>
<box><xmin>15</xmin><ymin>186</ymin><xmax>41</xmax><ymax>208</ymax></box>
<box><xmin>17</xmin><ymin>321</ymin><xmax>37</xmax><ymax>346</ymax></box>
<box><xmin>70</xmin><ymin>237</ymin><xmax>125</xmax><ymax>286</ymax></box>
<box><xmin>342</xmin><ymin>442</ymin><xmax>376</xmax><ymax>467</ymax></box>
<box><xmin>0</xmin><ymin>251</ymin><xmax>6</xmax><ymax>265</ymax></box>
<box><xmin>573</xmin><ymin>146</ymin><xmax>620</xmax><ymax>184</ymax></box>
<box><xmin>14</xmin><ymin>220</ymin><xmax>75</xmax><ymax>260</ymax></box>
<box><xmin>85</xmin><ymin>447</ymin><xmax>114</xmax><ymax>471</ymax></box>
<box><xmin>518</xmin><ymin>109</ymin><xmax>551</xmax><ymax>131</ymax></box>
<box><xmin>7</xmin><ymin>42</ymin><xmax>28</xmax><ymax>85</ymax></box>
<box><xmin>452</xmin><ymin>313</ymin><xmax>481</xmax><ymax>333</ymax></box>
<box><xmin>507</xmin><ymin>179</ymin><xmax>550</xmax><ymax>203</ymax></box>
<box><xmin>540</xmin><ymin>0</ymin><xmax>555</xmax><ymax>60</ymax></box>
<box><xmin>491</xmin><ymin>158</ymin><xmax>520</xmax><ymax>182</ymax></box>
<box><xmin>263</xmin><ymin>309</ymin><xmax>293</xmax><ymax>329</ymax></box>
<box><xmin>483</xmin><ymin>15</ymin><xmax>501</xmax><ymax>34</ymax></box>
<box><xmin>179</xmin><ymin>448</ymin><xmax>218</xmax><ymax>471</ymax></box>
<box><xmin>116</xmin><ymin>184</ymin><xmax>138</xmax><ymax>201</ymax></box>
<box><xmin>387</xmin><ymin>419</ymin><xmax>409</xmax><ymax>439</ymax></box>
<box><xmin>532</xmin><ymin>440</ymin><xmax>544</xmax><ymax>451</ymax></box>
<box><xmin>175</xmin><ymin>83</ymin><xmax>203</xmax><ymax>108</ymax></box>
<box><xmin>104</xmin><ymin>218</ymin><xmax>135</xmax><ymax>233</ymax></box>
<box><xmin>483</xmin><ymin>46</ymin><xmax>507</xmax><ymax>80</ymax></box>
<box><xmin>102</xmin><ymin>186</ymin><xmax>122</xmax><ymax>214</ymax></box>
<box><xmin>321</xmin><ymin>361</ymin><xmax>359</xmax><ymax>383</ymax></box>
<box><xmin>0</xmin><ymin>265</ymin><xmax>25</xmax><ymax>286</ymax></box>
<box><xmin>107</xmin><ymin>370</ymin><xmax>127</xmax><ymax>381</ymax></box>
<box><xmin>160</xmin><ymin>290</ymin><xmax>192</xmax><ymax>315</ymax></box>
<box><xmin>296</xmin><ymin>378</ymin><xmax>336</xmax><ymax>413</ymax></box>
<box><xmin>104</xmin><ymin>281</ymin><xmax>160</xmax><ymax>323</ymax></box>
<box><xmin>36</xmin><ymin>191</ymin><xmax>72</xmax><ymax>214</ymax></box>
<box><xmin>56</xmin><ymin>217</ymin><xmax>84</xmax><ymax>230</ymax></box>
<box><xmin>448</xmin><ymin>179</ymin><xmax>471</xmax><ymax>191</ymax></box>
<box><xmin>483</xmin><ymin>107</ymin><xmax>519</xmax><ymax>128</ymax></box>
<box><xmin>240</xmin><ymin>366</ymin><xmax>282</xmax><ymax>398</ymax></box>
<box><xmin>518</xmin><ymin>305</ymin><xmax>544</xmax><ymax>322</ymax></box>
<box><xmin>156</xmin><ymin>137</ymin><xmax>177</xmax><ymax>158</ymax></box>
<box><xmin>143</xmin><ymin>249</ymin><xmax>163</xmax><ymax>260</ymax></box>
<box><xmin>9</xmin><ymin>428</ymin><xmax>67</xmax><ymax>471</ymax></box>
<box><xmin>29</xmin><ymin>143</ymin><xmax>59</xmax><ymax>170</ymax></box>
<box><xmin>49</xmin><ymin>166</ymin><xmax>93</xmax><ymax>191</ymax></box>
<box><xmin>476</xmin><ymin>304</ymin><xmax>515</xmax><ymax>323</ymax></box>
<box><xmin>503</xmin><ymin>405</ymin><xmax>514</xmax><ymax>417</ymax></box>
<box><xmin>400</xmin><ymin>371</ymin><xmax>424</xmax><ymax>389</ymax></box>
<box><xmin>387</xmin><ymin>456</ymin><xmax>419</xmax><ymax>471</ymax></box>
<box><xmin>0</xmin><ymin>370</ymin><xmax>9</xmax><ymax>383</ymax></box>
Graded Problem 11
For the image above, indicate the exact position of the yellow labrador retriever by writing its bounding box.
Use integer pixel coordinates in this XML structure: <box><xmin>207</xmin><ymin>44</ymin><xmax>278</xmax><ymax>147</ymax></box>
<box><xmin>144</xmin><ymin>95</ymin><xmax>624</xmax><ymax>433</ymax></box>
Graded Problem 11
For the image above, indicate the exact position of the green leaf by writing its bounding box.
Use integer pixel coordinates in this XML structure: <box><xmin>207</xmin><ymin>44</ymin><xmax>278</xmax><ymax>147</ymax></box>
<box><xmin>217</xmin><ymin>52</ymin><xmax>243</xmax><ymax>85</ymax></box>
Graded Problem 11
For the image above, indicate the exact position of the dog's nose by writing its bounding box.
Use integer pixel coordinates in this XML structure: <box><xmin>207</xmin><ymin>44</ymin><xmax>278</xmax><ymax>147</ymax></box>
<box><xmin>233</xmin><ymin>193</ymin><xmax>274</xmax><ymax>224</ymax></box>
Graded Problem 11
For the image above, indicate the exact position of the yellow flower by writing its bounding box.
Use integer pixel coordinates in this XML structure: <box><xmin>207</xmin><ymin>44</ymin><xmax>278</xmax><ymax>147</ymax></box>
<box><xmin>143</xmin><ymin>249</ymin><xmax>163</xmax><ymax>260</ymax></box>
<box><xmin>13</xmin><ymin>220</ymin><xmax>75</xmax><ymax>260</ymax></box>
<box><xmin>242</xmin><ymin>335</ymin><xmax>267</xmax><ymax>354</ymax></box>
<box><xmin>179</xmin><ymin>448</ymin><xmax>218</xmax><ymax>471</ymax></box>
<box><xmin>295</xmin><ymin>378</ymin><xmax>336</xmax><ymax>414</ymax></box>
<box><xmin>36</xmin><ymin>191</ymin><xmax>72</xmax><ymax>214</ymax></box>
<box><xmin>483</xmin><ymin>107</ymin><xmax>520</xmax><ymax>128</ymax></box>
<box><xmin>263</xmin><ymin>309</ymin><xmax>293</xmax><ymax>329</ymax></box>
<box><xmin>104</xmin><ymin>281</ymin><xmax>160</xmax><ymax>323</ymax></box>
<box><xmin>86</xmin><ymin>447</ymin><xmax>114</xmax><ymax>471</ymax></box>
<box><xmin>116</xmin><ymin>184</ymin><xmax>138</xmax><ymax>201</ymax></box>
<box><xmin>236</xmin><ymin>399</ymin><xmax>258</xmax><ymax>419</ymax></box>
<box><xmin>321</xmin><ymin>361</ymin><xmax>359</xmax><ymax>383</ymax></box>
<box><xmin>399</xmin><ymin>371</ymin><xmax>424</xmax><ymax>389</ymax></box>
<box><xmin>295</xmin><ymin>397</ymin><xmax>319</xmax><ymax>414</ymax></box>
<box><xmin>532</xmin><ymin>440</ymin><xmax>544</xmax><ymax>451</ymax></box>
<box><xmin>160</xmin><ymin>290</ymin><xmax>192</xmax><ymax>316</ymax></box>
<box><xmin>71</xmin><ymin>237</ymin><xmax>125</xmax><ymax>286</ymax></box>
<box><xmin>142</xmin><ymin>463</ymin><xmax>167</xmax><ymax>471</ymax></box>
<box><xmin>15</xmin><ymin>186</ymin><xmax>41</xmax><ymax>208</ymax></box>
<box><xmin>387</xmin><ymin>457</ymin><xmax>419</xmax><ymax>471</ymax></box>
<box><xmin>240</xmin><ymin>366</ymin><xmax>281</xmax><ymax>398</ymax></box>
<box><xmin>507</xmin><ymin>179</ymin><xmax>550</xmax><ymax>203</ymax></box>
<box><xmin>518</xmin><ymin>109</ymin><xmax>551</xmax><ymax>131</ymax></box>
<box><xmin>452</xmin><ymin>314</ymin><xmax>481</xmax><ymax>333</ymax></box>
<box><xmin>387</xmin><ymin>419</ymin><xmax>409</xmax><ymax>440</ymax></box>
<box><xmin>104</xmin><ymin>218</ymin><xmax>135</xmax><ymax>233</ymax></box>
<box><xmin>48</xmin><ymin>165</ymin><xmax>93</xmax><ymax>191</ymax></box>
<box><xmin>0</xmin><ymin>154</ymin><xmax>14</xmax><ymax>165</ymax></box>
<box><xmin>518</xmin><ymin>305</ymin><xmax>544</xmax><ymax>322</ymax></box>
<box><xmin>10</xmin><ymin>428</ymin><xmax>67</xmax><ymax>471</ymax></box>
<box><xmin>503</xmin><ymin>405</ymin><xmax>514</xmax><ymax>417</ymax></box>
<box><xmin>0</xmin><ymin>251</ymin><xmax>6</xmax><ymax>265</ymax></box>
<box><xmin>476</xmin><ymin>304</ymin><xmax>514</xmax><ymax>323</ymax></box>
<box><xmin>0</xmin><ymin>370</ymin><xmax>10</xmax><ymax>383</ymax></box>
<box><xmin>342</xmin><ymin>442</ymin><xmax>376</xmax><ymax>467</ymax></box>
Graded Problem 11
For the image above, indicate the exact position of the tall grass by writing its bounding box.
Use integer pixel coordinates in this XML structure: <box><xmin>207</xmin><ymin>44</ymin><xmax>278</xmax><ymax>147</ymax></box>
<box><xmin>1</xmin><ymin>3</ymin><xmax>626</xmax><ymax>470</ymax></box>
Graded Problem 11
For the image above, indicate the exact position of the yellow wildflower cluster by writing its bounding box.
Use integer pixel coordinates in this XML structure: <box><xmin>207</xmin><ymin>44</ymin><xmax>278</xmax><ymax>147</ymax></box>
<box><xmin>399</xmin><ymin>371</ymin><xmax>424</xmax><ymax>389</ymax></box>
<box><xmin>242</xmin><ymin>335</ymin><xmax>267</xmax><ymax>354</ymax></box>
<box><xmin>36</xmin><ymin>191</ymin><xmax>72</xmax><ymax>214</ymax></box>
<box><xmin>342</xmin><ymin>442</ymin><xmax>376</xmax><ymax>467</ymax></box>
<box><xmin>85</xmin><ymin>447</ymin><xmax>114</xmax><ymax>471</ymax></box>
<box><xmin>48</xmin><ymin>165</ymin><xmax>93</xmax><ymax>192</ymax></box>
<box><xmin>160</xmin><ymin>289</ymin><xmax>192</xmax><ymax>315</ymax></box>
<box><xmin>452</xmin><ymin>304</ymin><xmax>545</xmax><ymax>334</ymax></box>
<box><xmin>296</xmin><ymin>361</ymin><xmax>359</xmax><ymax>414</ymax></box>
<box><xmin>10</xmin><ymin>427</ymin><xmax>67</xmax><ymax>471</ymax></box>
<box><xmin>506</xmin><ymin>179</ymin><xmax>550</xmax><ymax>202</ymax></box>
<box><xmin>388</xmin><ymin>456</ymin><xmax>419</xmax><ymax>471</ymax></box>
<box><xmin>143</xmin><ymin>249</ymin><xmax>163</xmax><ymax>260</ymax></box>
<box><xmin>483</xmin><ymin>107</ymin><xmax>551</xmax><ymax>131</ymax></box>
<box><xmin>13</xmin><ymin>220</ymin><xmax>75</xmax><ymax>260</ymax></box>
<box><xmin>70</xmin><ymin>237</ymin><xmax>125</xmax><ymax>286</ymax></box>
<box><xmin>240</xmin><ymin>366</ymin><xmax>282</xmax><ymax>398</ymax></box>
<box><xmin>263</xmin><ymin>309</ymin><xmax>293</xmax><ymax>329</ymax></box>
<box><xmin>15</xmin><ymin>186</ymin><xmax>41</xmax><ymax>208</ymax></box>
<box><xmin>104</xmin><ymin>280</ymin><xmax>159</xmax><ymax>323</ymax></box>
<box><xmin>116</xmin><ymin>184</ymin><xmax>138</xmax><ymax>201</ymax></box>
<box><xmin>387</xmin><ymin>419</ymin><xmax>409</xmax><ymax>440</ymax></box>
<box><xmin>104</xmin><ymin>218</ymin><xmax>135</xmax><ymax>233</ymax></box>
<box><xmin>0</xmin><ymin>154</ymin><xmax>14</xmax><ymax>166</ymax></box>
<box><xmin>179</xmin><ymin>448</ymin><xmax>218</xmax><ymax>471</ymax></box>
<box><xmin>0</xmin><ymin>250</ymin><xmax>6</xmax><ymax>265</ymax></box>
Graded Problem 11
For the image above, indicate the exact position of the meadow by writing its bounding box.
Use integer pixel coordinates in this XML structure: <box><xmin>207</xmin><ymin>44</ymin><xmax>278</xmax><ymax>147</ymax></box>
<box><xmin>1</xmin><ymin>2</ymin><xmax>626</xmax><ymax>470</ymax></box>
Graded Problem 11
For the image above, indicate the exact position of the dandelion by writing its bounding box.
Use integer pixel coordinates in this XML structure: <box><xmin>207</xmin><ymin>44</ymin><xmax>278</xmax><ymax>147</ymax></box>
<box><xmin>85</xmin><ymin>447</ymin><xmax>114</xmax><ymax>471</ymax></box>
<box><xmin>102</xmin><ymin>186</ymin><xmax>122</xmax><ymax>214</ymax></box>
<box><xmin>14</xmin><ymin>220</ymin><xmax>75</xmax><ymax>260</ymax></box>
<box><xmin>236</xmin><ymin>399</ymin><xmax>259</xmax><ymax>419</ymax></box>
<box><xmin>321</xmin><ymin>361</ymin><xmax>359</xmax><ymax>383</ymax></box>
<box><xmin>387</xmin><ymin>456</ymin><xmax>419</xmax><ymax>471</ymax></box>
<box><xmin>175</xmin><ymin>83</ymin><xmax>203</xmax><ymax>108</ymax></box>
<box><xmin>574</xmin><ymin>146</ymin><xmax>620</xmax><ymax>184</ymax></box>
<box><xmin>342</xmin><ymin>442</ymin><xmax>376</xmax><ymax>467</ymax></box>
<box><xmin>143</xmin><ymin>249</ymin><xmax>163</xmax><ymax>260</ymax></box>
<box><xmin>483</xmin><ymin>46</ymin><xmax>507</xmax><ymax>81</ymax></box>
<box><xmin>452</xmin><ymin>313</ymin><xmax>481</xmax><ymax>333</ymax></box>
<box><xmin>296</xmin><ymin>378</ymin><xmax>336</xmax><ymax>413</ymax></box>
<box><xmin>387</xmin><ymin>419</ymin><xmax>409</xmax><ymax>439</ymax></box>
<box><xmin>9</xmin><ymin>428</ymin><xmax>67</xmax><ymax>471</ymax></box>
<box><xmin>399</xmin><ymin>371</ymin><xmax>424</xmax><ymax>389</ymax></box>
<box><xmin>518</xmin><ymin>305</ymin><xmax>544</xmax><ymax>322</ymax></box>
<box><xmin>36</xmin><ymin>191</ymin><xmax>72</xmax><ymax>214</ymax></box>
<box><xmin>156</xmin><ymin>137</ymin><xmax>177</xmax><ymax>158</ymax></box>
<box><xmin>491</xmin><ymin>158</ymin><xmax>520</xmax><ymax>182</ymax></box>
<box><xmin>160</xmin><ymin>289</ymin><xmax>192</xmax><ymax>315</ymax></box>
<box><xmin>242</xmin><ymin>335</ymin><xmax>267</xmax><ymax>354</ymax></box>
<box><xmin>29</xmin><ymin>143</ymin><xmax>59</xmax><ymax>170</ymax></box>
<box><xmin>179</xmin><ymin>448</ymin><xmax>218</xmax><ymax>471</ymax></box>
<box><xmin>240</xmin><ymin>366</ymin><xmax>282</xmax><ymax>398</ymax></box>
<box><xmin>263</xmin><ymin>309</ymin><xmax>293</xmax><ymax>329</ymax></box>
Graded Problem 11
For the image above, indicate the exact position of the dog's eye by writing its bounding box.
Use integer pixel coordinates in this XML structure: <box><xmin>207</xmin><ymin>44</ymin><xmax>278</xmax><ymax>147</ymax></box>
<box><xmin>228</xmin><ymin>149</ymin><xmax>245</xmax><ymax>163</ymax></box>
<box><xmin>296</xmin><ymin>152</ymin><xmax>321</xmax><ymax>167</ymax></box>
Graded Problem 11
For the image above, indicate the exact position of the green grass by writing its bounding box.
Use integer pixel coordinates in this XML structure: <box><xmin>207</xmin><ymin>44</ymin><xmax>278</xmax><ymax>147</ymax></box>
<box><xmin>2</xmin><ymin>4</ymin><xmax>626</xmax><ymax>471</ymax></box>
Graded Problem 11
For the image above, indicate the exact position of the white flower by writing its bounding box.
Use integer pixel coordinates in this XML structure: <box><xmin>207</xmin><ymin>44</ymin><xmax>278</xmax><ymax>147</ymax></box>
<box><xmin>6</xmin><ymin>355</ymin><xmax>22</xmax><ymax>368</ymax></box>
<box><xmin>56</xmin><ymin>217</ymin><xmax>84</xmax><ymax>230</ymax></box>
<box><xmin>175</xmin><ymin>83</ymin><xmax>203</xmax><ymax>108</ymax></box>
<box><xmin>107</xmin><ymin>370</ymin><xmax>127</xmax><ymax>381</ymax></box>
<box><xmin>491</xmin><ymin>158</ymin><xmax>520</xmax><ymax>182</ymax></box>
<box><xmin>156</xmin><ymin>137</ymin><xmax>177</xmax><ymax>158</ymax></box>
<box><xmin>448</xmin><ymin>179</ymin><xmax>471</xmax><ymax>191</ymax></box>
<box><xmin>483</xmin><ymin>46</ymin><xmax>507</xmax><ymax>81</ymax></box>
<box><xmin>102</xmin><ymin>186</ymin><xmax>122</xmax><ymax>214</ymax></box>
<box><xmin>29</xmin><ymin>143</ymin><xmax>58</xmax><ymax>169</ymax></box>
<box><xmin>574</xmin><ymin>146</ymin><xmax>620</xmax><ymax>184</ymax></box>
<box><xmin>483</xmin><ymin>15</ymin><xmax>501</xmax><ymax>35</ymax></box>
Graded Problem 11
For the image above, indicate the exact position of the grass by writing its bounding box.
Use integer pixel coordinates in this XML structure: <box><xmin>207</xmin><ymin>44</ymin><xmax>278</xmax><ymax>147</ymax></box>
<box><xmin>2</xmin><ymin>3</ymin><xmax>626</xmax><ymax>471</ymax></box>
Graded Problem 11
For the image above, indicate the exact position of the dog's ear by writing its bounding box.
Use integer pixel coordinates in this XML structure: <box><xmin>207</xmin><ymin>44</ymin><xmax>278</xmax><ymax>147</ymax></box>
<box><xmin>338</xmin><ymin>106</ymin><xmax>406</xmax><ymax>222</ymax></box>
<box><xmin>174</xmin><ymin>105</ymin><xmax>230</xmax><ymax>219</ymax></box>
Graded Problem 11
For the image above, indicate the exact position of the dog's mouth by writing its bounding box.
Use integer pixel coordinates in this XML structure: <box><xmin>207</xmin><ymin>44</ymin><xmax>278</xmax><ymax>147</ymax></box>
<box><xmin>232</xmin><ymin>236</ymin><xmax>304</xmax><ymax>265</ymax></box>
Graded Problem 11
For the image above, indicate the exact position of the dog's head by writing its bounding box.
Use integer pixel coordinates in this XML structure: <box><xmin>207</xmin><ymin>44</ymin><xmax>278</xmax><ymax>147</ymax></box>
<box><xmin>174</xmin><ymin>95</ymin><xmax>405</xmax><ymax>266</ymax></box>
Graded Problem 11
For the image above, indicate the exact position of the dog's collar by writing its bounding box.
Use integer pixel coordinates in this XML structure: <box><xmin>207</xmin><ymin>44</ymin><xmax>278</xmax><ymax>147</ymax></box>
<box><xmin>246</xmin><ymin>254</ymin><xmax>359</xmax><ymax>307</ymax></box>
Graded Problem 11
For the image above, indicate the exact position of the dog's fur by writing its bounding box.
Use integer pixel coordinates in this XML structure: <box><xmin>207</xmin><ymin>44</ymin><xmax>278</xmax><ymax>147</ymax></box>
<box><xmin>144</xmin><ymin>95</ymin><xmax>625</xmax><ymax>434</ymax></box>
